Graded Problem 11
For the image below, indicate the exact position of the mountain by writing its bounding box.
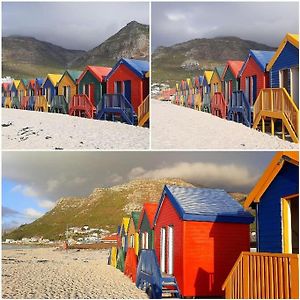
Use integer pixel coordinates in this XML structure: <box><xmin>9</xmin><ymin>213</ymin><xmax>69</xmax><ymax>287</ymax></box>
<box><xmin>3</xmin><ymin>178</ymin><xmax>248</xmax><ymax>241</ymax></box>
<box><xmin>152</xmin><ymin>36</ymin><xmax>276</xmax><ymax>85</ymax></box>
<box><xmin>2</xmin><ymin>21</ymin><xmax>149</xmax><ymax>79</ymax></box>
<box><xmin>2</xmin><ymin>36</ymin><xmax>85</xmax><ymax>79</ymax></box>
<box><xmin>69</xmin><ymin>21</ymin><xmax>149</xmax><ymax>68</ymax></box>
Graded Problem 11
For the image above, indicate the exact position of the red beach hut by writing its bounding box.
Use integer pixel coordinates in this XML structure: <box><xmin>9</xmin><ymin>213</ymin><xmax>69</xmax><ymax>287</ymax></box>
<box><xmin>153</xmin><ymin>185</ymin><xmax>254</xmax><ymax>298</ymax></box>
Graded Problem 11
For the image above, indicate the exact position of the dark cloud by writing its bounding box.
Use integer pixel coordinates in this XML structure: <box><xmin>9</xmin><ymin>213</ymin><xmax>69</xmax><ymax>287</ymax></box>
<box><xmin>3</xmin><ymin>151</ymin><xmax>275</xmax><ymax>209</ymax></box>
<box><xmin>152</xmin><ymin>2</ymin><xmax>299</xmax><ymax>49</ymax></box>
<box><xmin>2</xmin><ymin>2</ymin><xmax>149</xmax><ymax>50</ymax></box>
<box><xmin>2</xmin><ymin>206</ymin><xmax>22</xmax><ymax>217</ymax></box>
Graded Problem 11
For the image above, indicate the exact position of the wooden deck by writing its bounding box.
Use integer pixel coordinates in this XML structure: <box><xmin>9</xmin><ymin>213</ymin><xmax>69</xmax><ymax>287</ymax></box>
<box><xmin>138</xmin><ymin>95</ymin><xmax>149</xmax><ymax>127</ymax></box>
<box><xmin>253</xmin><ymin>88</ymin><xmax>299</xmax><ymax>143</ymax></box>
<box><xmin>69</xmin><ymin>94</ymin><xmax>95</xmax><ymax>119</ymax></box>
<box><xmin>222</xmin><ymin>252</ymin><xmax>299</xmax><ymax>299</ymax></box>
<box><xmin>211</xmin><ymin>92</ymin><xmax>227</xmax><ymax>119</ymax></box>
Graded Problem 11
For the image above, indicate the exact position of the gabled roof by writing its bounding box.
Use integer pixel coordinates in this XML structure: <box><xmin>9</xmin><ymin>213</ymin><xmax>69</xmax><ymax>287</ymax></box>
<box><xmin>198</xmin><ymin>75</ymin><xmax>204</xmax><ymax>85</ymax></box>
<box><xmin>131</xmin><ymin>211</ymin><xmax>141</xmax><ymax>230</ymax></box>
<box><xmin>12</xmin><ymin>80</ymin><xmax>20</xmax><ymax>90</ymax></box>
<box><xmin>2</xmin><ymin>82</ymin><xmax>11</xmax><ymax>91</ymax></box>
<box><xmin>186</xmin><ymin>78</ymin><xmax>192</xmax><ymax>87</ymax></box>
<box><xmin>138</xmin><ymin>202</ymin><xmax>159</xmax><ymax>230</ymax></box>
<box><xmin>239</xmin><ymin>50</ymin><xmax>275</xmax><ymax>76</ymax></box>
<box><xmin>120</xmin><ymin>217</ymin><xmax>130</xmax><ymax>235</ymax></box>
<box><xmin>244</xmin><ymin>151</ymin><xmax>299</xmax><ymax>208</ymax></box>
<box><xmin>267</xmin><ymin>33</ymin><xmax>299</xmax><ymax>71</ymax></box>
<box><xmin>106</xmin><ymin>58</ymin><xmax>149</xmax><ymax>80</ymax></box>
<box><xmin>59</xmin><ymin>70</ymin><xmax>82</xmax><ymax>85</ymax></box>
<box><xmin>203</xmin><ymin>70</ymin><xmax>213</xmax><ymax>84</ymax></box>
<box><xmin>28</xmin><ymin>79</ymin><xmax>36</xmax><ymax>89</ymax></box>
<box><xmin>35</xmin><ymin>78</ymin><xmax>44</xmax><ymax>87</ymax></box>
<box><xmin>42</xmin><ymin>74</ymin><xmax>63</xmax><ymax>88</ymax></box>
<box><xmin>21</xmin><ymin>79</ymin><xmax>29</xmax><ymax>87</ymax></box>
<box><xmin>213</xmin><ymin>66</ymin><xmax>226</xmax><ymax>81</ymax></box>
<box><xmin>154</xmin><ymin>185</ymin><xmax>254</xmax><ymax>224</ymax></box>
<box><xmin>222</xmin><ymin>60</ymin><xmax>244</xmax><ymax>79</ymax></box>
<box><xmin>78</xmin><ymin>66</ymin><xmax>112</xmax><ymax>83</ymax></box>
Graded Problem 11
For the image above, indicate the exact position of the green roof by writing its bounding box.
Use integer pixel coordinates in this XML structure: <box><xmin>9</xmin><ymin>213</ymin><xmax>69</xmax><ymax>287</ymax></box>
<box><xmin>21</xmin><ymin>79</ymin><xmax>29</xmax><ymax>86</ymax></box>
<box><xmin>131</xmin><ymin>211</ymin><xmax>141</xmax><ymax>230</ymax></box>
<box><xmin>66</xmin><ymin>70</ymin><xmax>82</xmax><ymax>83</ymax></box>
<box><xmin>215</xmin><ymin>66</ymin><xmax>226</xmax><ymax>80</ymax></box>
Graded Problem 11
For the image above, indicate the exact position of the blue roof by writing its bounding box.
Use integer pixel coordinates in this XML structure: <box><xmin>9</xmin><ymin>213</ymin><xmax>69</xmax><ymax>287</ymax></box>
<box><xmin>239</xmin><ymin>50</ymin><xmax>275</xmax><ymax>76</ymax></box>
<box><xmin>36</xmin><ymin>78</ymin><xmax>44</xmax><ymax>87</ymax></box>
<box><xmin>107</xmin><ymin>58</ymin><xmax>149</xmax><ymax>79</ymax></box>
<box><xmin>198</xmin><ymin>75</ymin><xmax>204</xmax><ymax>85</ymax></box>
<box><xmin>154</xmin><ymin>185</ymin><xmax>254</xmax><ymax>224</ymax></box>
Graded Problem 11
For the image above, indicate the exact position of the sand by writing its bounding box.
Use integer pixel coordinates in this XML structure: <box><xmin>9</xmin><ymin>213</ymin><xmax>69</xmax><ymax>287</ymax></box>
<box><xmin>1</xmin><ymin>108</ymin><xmax>149</xmax><ymax>150</ymax></box>
<box><xmin>151</xmin><ymin>99</ymin><xmax>298</xmax><ymax>149</ymax></box>
<box><xmin>2</xmin><ymin>247</ymin><xmax>148</xmax><ymax>299</ymax></box>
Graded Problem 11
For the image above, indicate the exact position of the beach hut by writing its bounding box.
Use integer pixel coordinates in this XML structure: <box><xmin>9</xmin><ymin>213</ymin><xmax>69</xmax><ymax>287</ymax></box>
<box><xmin>98</xmin><ymin>58</ymin><xmax>149</xmax><ymax>126</ymax></box>
<box><xmin>239</xmin><ymin>50</ymin><xmax>275</xmax><ymax>105</ymax></box>
<box><xmin>201</xmin><ymin>70</ymin><xmax>213</xmax><ymax>112</ymax></box>
<box><xmin>109</xmin><ymin>246</ymin><xmax>118</xmax><ymax>267</ymax></box>
<box><xmin>153</xmin><ymin>185</ymin><xmax>253</xmax><ymax>298</ymax></box>
<box><xmin>222</xmin><ymin>60</ymin><xmax>249</xmax><ymax>126</ymax></box>
<box><xmin>210</xmin><ymin>66</ymin><xmax>227</xmax><ymax>118</ymax></box>
<box><xmin>70</xmin><ymin>65</ymin><xmax>112</xmax><ymax>119</ymax></box>
<box><xmin>127</xmin><ymin>211</ymin><xmax>141</xmax><ymax>256</ymax></box>
<box><xmin>35</xmin><ymin>78</ymin><xmax>44</xmax><ymax>96</ymax></box>
<box><xmin>2</xmin><ymin>82</ymin><xmax>12</xmax><ymax>108</ymax></box>
<box><xmin>138</xmin><ymin>203</ymin><xmax>158</xmax><ymax>251</ymax></box>
<box><xmin>120</xmin><ymin>217</ymin><xmax>130</xmax><ymax>253</ymax></box>
<box><xmin>253</xmin><ymin>34</ymin><xmax>299</xmax><ymax>142</ymax></box>
<box><xmin>179</xmin><ymin>80</ymin><xmax>186</xmax><ymax>106</ymax></box>
<box><xmin>26</xmin><ymin>78</ymin><xmax>44</xmax><ymax>110</ymax></box>
<box><xmin>194</xmin><ymin>75</ymin><xmax>204</xmax><ymax>111</ymax></box>
<box><xmin>223</xmin><ymin>151</ymin><xmax>299</xmax><ymax>299</ymax></box>
<box><xmin>7</xmin><ymin>80</ymin><xmax>20</xmax><ymax>108</ymax></box>
<box><xmin>222</xmin><ymin>60</ymin><xmax>244</xmax><ymax>103</ymax></box>
<box><xmin>13</xmin><ymin>79</ymin><xmax>28</xmax><ymax>109</ymax></box>
<box><xmin>42</xmin><ymin>74</ymin><xmax>62</xmax><ymax>105</ymax></box>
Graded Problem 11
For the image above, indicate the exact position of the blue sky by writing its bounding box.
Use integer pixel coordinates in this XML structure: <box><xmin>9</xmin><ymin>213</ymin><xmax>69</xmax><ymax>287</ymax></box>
<box><xmin>152</xmin><ymin>1</ymin><xmax>299</xmax><ymax>49</ymax></box>
<box><xmin>2</xmin><ymin>151</ymin><xmax>276</xmax><ymax>230</ymax></box>
<box><xmin>2</xmin><ymin>1</ymin><xmax>149</xmax><ymax>50</ymax></box>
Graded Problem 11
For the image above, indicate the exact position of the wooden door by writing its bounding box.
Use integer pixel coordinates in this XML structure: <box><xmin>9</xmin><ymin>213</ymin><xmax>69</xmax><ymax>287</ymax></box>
<box><xmin>280</xmin><ymin>69</ymin><xmax>291</xmax><ymax>95</ymax></box>
<box><xmin>291</xmin><ymin>67</ymin><xmax>299</xmax><ymax>107</ymax></box>
<box><xmin>89</xmin><ymin>84</ymin><xmax>95</xmax><ymax>105</ymax></box>
<box><xmin>124</xmin><ymin>80</ymin><xmax>131</xmax><ymax>102</ymax></box>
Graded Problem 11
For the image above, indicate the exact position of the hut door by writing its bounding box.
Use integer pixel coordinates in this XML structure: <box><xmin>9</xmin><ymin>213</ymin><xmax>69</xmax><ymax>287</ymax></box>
<box><xmin>252</xmin><ymin>76</ymin><xmax>257</xmax><ymax>105</ymax></box>
<box><xmin>89</xmin><ymin>84</ymin><xmax>95</xmax><ymax>105</ymax></box>
<box><xmin>291</xmin><ymin>67</ymin><xmax>299</xmax><ymax>107</ymax></box>
<box><xmin>124</xmin><ymin>80</ymin><xmax>131</xmax><ymax>103</ymax></box>
<box><xmin>245</xmin><ymin>77</ymin><xmax>250</xmax><ymax>103</ymax></box>
<box><xmin>280</xmin><ymin>69</ymin><xmax>291</xmax><ymax>95</ymax></box>
<box><xmin>160</xmin><ymin>227</ymin><xmax>166</xmax><ymax>273</ymax></box>
<box><xmin>228</xmin><ymin>80</ymin><xmax>233</xmax><ymax>101</ymax></box>
<box><xmin>167</xmin><ymin>226</ymin><xmax>174</xmax><ymax>275</ymax></box>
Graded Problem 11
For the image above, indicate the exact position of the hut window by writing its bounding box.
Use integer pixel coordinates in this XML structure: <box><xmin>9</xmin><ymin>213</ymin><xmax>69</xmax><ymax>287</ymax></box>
<box><xmin>114</xmin><ymin>81</ymin><xmax>122</xmax><ymax>94</ymax></box>
<box><xmin>167</xmin><ymin>226</ymin><xmax>174</xmax><ymax>275</ymax></box>
<box><xmin>145</xmin><ymin>232</ymin><xmax>149</xmax><ymax>249</ymax></box>
<box><xmin>130</xmin><ymin>235</ymin><xmax>134</xmax><ymax>248</ymax></box>
<box><xmin>280</xmin><ymin>69</ymin><xmax>291</xmax><ymax>95</ymax></box>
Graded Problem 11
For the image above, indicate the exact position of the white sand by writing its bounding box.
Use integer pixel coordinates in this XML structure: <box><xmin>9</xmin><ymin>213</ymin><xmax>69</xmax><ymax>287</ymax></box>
<box><xmin>1</xmin><ymin>108</ymin><xmax>149</xmax><ymax>150</ymax></box>
<box><xmin>151</xmin><ymin>99</ymin><xmax>298</xmax><ymax>149</ymax></box>
<box><xmin>2</xmin><ymin>248</ymin><xmax>147</xmax><ymax>299</ymax></box>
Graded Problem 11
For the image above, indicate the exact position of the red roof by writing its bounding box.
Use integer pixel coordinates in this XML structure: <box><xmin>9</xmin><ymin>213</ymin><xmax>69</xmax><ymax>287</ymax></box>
<box><xmin>138</xmin><ymin>202</ymin><xmax>159</xmax><ymax>229</ymax></box>
<box><xmin>101</xmin><ymin>233</ymin><xmax>118</xmax><ymax>241</ymax></box>
<box><xmin>2</xmin><ymin>83</ymin><xmax>10</xmax><ymax>91</ymax></box>
<box><xmin>28</xmin><ymin>79</ymin><xmax>36</xmax><ymax>89</ymax></box>
<box><xmin>78</xmin><ymin>66</ymin><xmax>112</xmax><ymax>83</ymax></box>
<box><xmin>225</xmin><ymin>60</ymin><xmax>244</xmax><ymax>78</ymax></box>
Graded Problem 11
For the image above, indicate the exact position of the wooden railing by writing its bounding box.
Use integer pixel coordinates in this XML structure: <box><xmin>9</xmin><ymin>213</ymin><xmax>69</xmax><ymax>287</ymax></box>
<box><xmin>222</xmin><ymin>252</ymin><xmax>299</xmax><ymax>299</ymax></box>
<box><xmin>138</xmin><ymin>95</ymin><xmax>149</xmax><ymax>127</ymax></box>
<box><xmin>34</xmin><ymin>96</ymin><xmax>48</xmax><ymax>112</ymax></box>
<box><xmin>69</xmin><ymin>94</ymin><xmax>95</xmax><ymax>119</ymax></box>
<box><xmin>253</xmin><ymin>88</ymin><xmax>299</xmax><ymax>140</ymax></box>
<box><xmin>20</xmin><ymin>96</ymin><xmax>30</xmax><ymax>109</ymax></box>
<box><xmin>211</xmin><ymin>92</ymin><xmax>227</xmax><ymax>118</ymax></box>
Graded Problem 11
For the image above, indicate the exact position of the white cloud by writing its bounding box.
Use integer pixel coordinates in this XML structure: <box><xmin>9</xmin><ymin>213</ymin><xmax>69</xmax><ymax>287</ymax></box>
<box><xmin>166</xmin><ymin>13</ymin><xmax>186</xmax><ymax>22</ymax></box>
<box><xmin>128</xmin><ymin>167</ymin><xmax>146</xmax><ymax>179</ymax></box>
<box><xmin>24</xmin><ymin>208</ymin><xmax>43</xmax><ymax>219</ymax></box>
<box><xmin>128</xmin><ymin>162</ymin><xmax>259</xmax><ymax>190</ymax></box>
<box><xmin>37</xmin><ymin>199</ymin><xmax>56</xmax><ymax>210</ymax></box>
<box><xmin>47</xmin><ymin>179</ymin><xmax>59</xmax><ymax>192</ymax></box>
<box><xmin>109</xmin><ymin>174</ymin><xmax>123</xmax><ymax>184</ymax></box>
<box><xmin>11</xmin><ymin>184</ymin><xmax>39</xmax><ymax>197</ymax></box>
<box><xmin>72</xmin><ymin>177</ymin><xmax>87</xmax><ymax>185</ymax></box>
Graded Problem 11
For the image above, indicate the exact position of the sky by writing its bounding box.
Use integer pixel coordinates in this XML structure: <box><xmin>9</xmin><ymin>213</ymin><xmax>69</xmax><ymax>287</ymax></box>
<box><xmin>2</xmin><ymin>151</ymin><xmax>275</xmax><ymax>230</ymax></box>
<box><xmin>2</xmin><ymin>1</ymin><xmax>149</xmax><ymax>50</ymax></box>
<box><xmin>152</xmin><ymin>1</ymin><xmax>299</xmax><ymax>49</ymax></box>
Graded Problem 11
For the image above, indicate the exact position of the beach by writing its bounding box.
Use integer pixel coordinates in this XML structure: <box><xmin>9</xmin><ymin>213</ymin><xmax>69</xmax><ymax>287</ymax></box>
<box><xmin>151</xmin><ymin>99</ymin><xmax>298</xmax><ymax>149</ymax></box>
<box><xmin>1</xmin><ymin>108</ymin><xmax>149</xmax><ymax>150</ymax></box>
<box><xmin>2</xmin><ymin>247</ymin><xmax>148</xmax><ymax>299</ymax></box>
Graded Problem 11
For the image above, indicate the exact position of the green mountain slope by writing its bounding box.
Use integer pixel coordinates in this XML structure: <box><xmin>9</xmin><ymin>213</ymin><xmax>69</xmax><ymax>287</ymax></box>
<box><xmin>152</xmin><ymin>36</ymin><xmax>276</xmax><ymax>86</ymax></box>
<box><xmin>3</xmin><ymin>178</ymin><xmax>250</xmax><ymax>241</ymax></box>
